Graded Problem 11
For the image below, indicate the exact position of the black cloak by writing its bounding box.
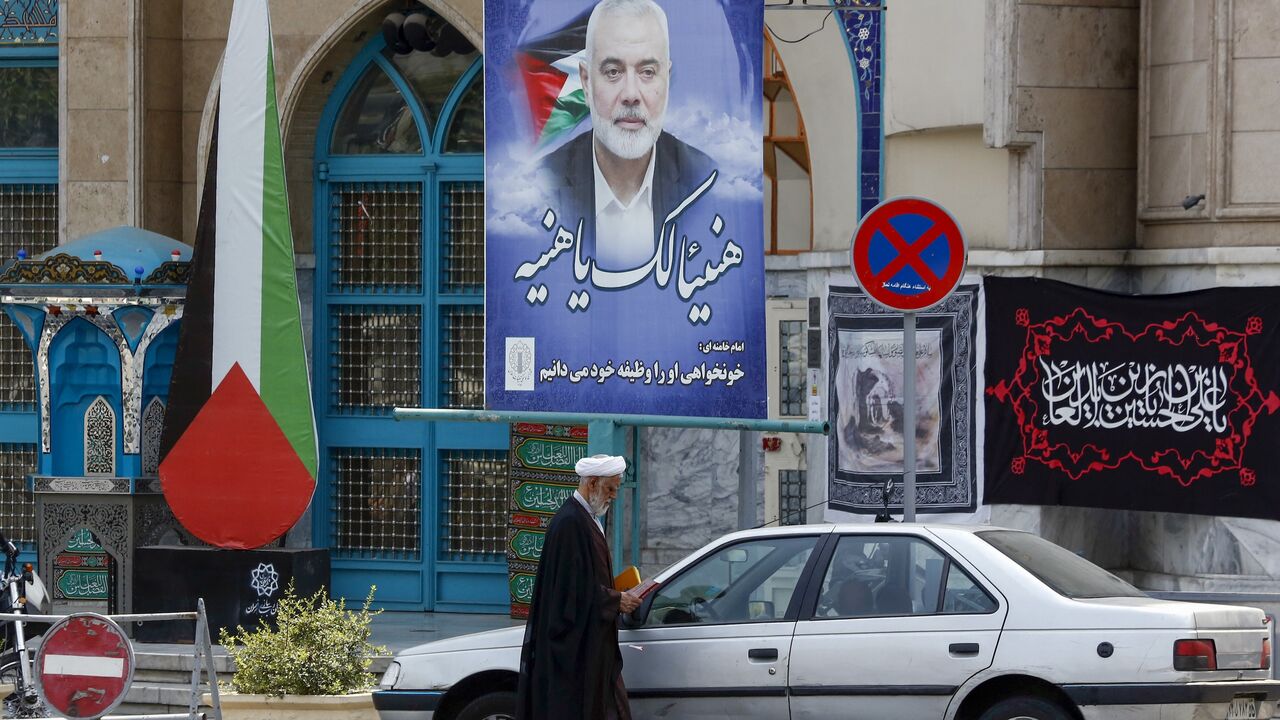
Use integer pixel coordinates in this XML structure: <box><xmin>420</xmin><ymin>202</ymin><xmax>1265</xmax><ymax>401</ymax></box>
<box><xmin>516</xmin><ymin>497</ymin><xmax>631</xmax><ymax>720</ymax></box>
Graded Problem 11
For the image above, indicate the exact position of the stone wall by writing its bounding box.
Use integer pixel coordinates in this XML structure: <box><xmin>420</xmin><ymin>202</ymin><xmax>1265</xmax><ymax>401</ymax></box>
<box><xmin>57</xmin><ymin>0</ymin><xmax>484</xmax><ymax>248</ymax></box>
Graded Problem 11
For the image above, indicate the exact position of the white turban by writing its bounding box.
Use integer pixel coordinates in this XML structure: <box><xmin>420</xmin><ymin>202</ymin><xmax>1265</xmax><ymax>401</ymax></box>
<box><xmin>575</xmin><ymin>454</ymin><xmax>626</xmax><ymax>478</ymax></box>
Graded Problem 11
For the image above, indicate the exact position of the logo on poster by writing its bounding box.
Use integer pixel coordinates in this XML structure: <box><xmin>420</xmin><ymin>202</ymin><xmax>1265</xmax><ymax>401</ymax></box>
<box><xmin>506</xmin><ymin>338</ymin><xmax>535</xmax><ymax>391</ymax></box>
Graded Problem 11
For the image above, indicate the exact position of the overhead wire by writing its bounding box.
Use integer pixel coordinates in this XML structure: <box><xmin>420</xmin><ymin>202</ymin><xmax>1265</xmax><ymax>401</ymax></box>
<box><xmin>764</xmin><ymin>9</ymin><xmax>833</xmax><ymax>45</ymax></box>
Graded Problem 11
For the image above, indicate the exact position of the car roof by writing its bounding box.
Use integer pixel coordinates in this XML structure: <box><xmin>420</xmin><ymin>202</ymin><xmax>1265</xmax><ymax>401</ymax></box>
<box><xmin>726</xmin><ymin>522</ymin><xmax>1019</xmax><ymax>538</ymax></box>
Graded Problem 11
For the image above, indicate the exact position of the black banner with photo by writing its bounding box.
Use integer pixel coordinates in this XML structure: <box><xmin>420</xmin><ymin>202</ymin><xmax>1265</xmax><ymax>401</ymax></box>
<box><xmin>827</xmin><ymin>285</ymin><xmax>980</xmax><ymax>516</ymax></box>
<box><xmin>984</xmin><ymin>277</ymin><xmax>1280</xmax><ymax>520</ymax></box>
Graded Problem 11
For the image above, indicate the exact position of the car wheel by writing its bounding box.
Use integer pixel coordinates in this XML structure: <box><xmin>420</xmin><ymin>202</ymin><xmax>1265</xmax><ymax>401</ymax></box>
<box><xmin>978</xmin><ymin>695</ymin><xmax>1072</xmax><ymax>720</ymax></box>
<box><xmin>456</xmin><ymin>690</ymin><xmax>516</xmax><ymax>720</ymax></box>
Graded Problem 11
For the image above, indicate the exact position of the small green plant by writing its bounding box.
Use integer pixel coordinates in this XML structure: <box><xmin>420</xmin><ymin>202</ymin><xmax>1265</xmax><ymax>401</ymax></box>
<box><xmin>219</xmin><ymin>583</ymin><xmax>385</xmax><ymax>697</ymax></box>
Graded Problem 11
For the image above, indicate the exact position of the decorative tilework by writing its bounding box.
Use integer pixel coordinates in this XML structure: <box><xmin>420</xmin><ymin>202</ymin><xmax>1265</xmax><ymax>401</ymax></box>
<box><xmin>833</xmin><ymin>0</ymin><xmax>883</xmax><ymax>218</ymax></box>
<box><xmin>0</xmin><ymin>0</ymin><xmax>57</xmax><ymax>44</ymax></box>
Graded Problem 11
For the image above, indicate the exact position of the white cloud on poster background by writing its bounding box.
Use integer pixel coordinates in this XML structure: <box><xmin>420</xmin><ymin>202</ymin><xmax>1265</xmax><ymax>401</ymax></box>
<box><xmin>488</xmin><ymin>159</ymin><xmax>553</xmax><ymax>240</ymax></box>
<box><xmin>664</xmin><ymin>105</ymin><xmax>764</xmax><ymax>201</ymax></box>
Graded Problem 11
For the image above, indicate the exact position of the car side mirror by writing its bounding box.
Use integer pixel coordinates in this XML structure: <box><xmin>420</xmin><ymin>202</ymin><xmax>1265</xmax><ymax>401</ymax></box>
<box><xmin>748</xmin><ymin>600</ymin><xmax>775</xmax><ymax>619</ymax></box>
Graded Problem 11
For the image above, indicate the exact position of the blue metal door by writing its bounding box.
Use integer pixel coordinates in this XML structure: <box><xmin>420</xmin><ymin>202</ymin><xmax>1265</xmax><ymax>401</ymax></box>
<box><xmin>312</xmin><ymin>34</ymin><xmax>507</xmax><ymax>612</ymax></box>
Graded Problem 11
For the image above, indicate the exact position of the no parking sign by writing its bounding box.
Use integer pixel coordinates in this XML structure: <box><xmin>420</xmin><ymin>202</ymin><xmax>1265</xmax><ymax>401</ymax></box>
<box><xmin>851</xmin><ymin>196</ymin><xmax>967</xmax><ymax>312</ymax></box>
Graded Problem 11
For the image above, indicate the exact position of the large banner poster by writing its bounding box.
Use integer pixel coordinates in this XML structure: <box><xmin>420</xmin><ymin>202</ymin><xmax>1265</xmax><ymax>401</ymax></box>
<box><xmin>826</xmin><ymin>285</ymin><xmax>981</xmax><ymax>517</ymax></box>
<box><xmin>984</xmin><ymin>277</ymin><xmax>1280</xmax><ymax>520</ymax></box>
<box><xmin>484</xmin><ymin>0</ymin><xmax>766</xmax><ymax>417</ymax></box>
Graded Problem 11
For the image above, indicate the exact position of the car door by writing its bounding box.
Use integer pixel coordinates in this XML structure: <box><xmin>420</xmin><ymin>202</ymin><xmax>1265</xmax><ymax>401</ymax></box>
<box><xmin>619</xmin><ymin>533</ymin><xmax>827</xmax><ymax>719</ymax></box>
<box><xmin>789</xmin><ymin>532</ymin><xmax>1007</xmax><ymax>719</ymax></box>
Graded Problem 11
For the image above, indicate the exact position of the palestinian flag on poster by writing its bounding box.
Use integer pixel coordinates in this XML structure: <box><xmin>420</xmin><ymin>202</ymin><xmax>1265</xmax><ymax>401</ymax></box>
<box><xmin>516</xmin><ymin>9</ymin><xmax>592</xmax><ymax>147</ymax></box>
<box><xmin>158</xmin><ymin>0</ymin><xmax>317</xmax><ymax>550</ymax></box>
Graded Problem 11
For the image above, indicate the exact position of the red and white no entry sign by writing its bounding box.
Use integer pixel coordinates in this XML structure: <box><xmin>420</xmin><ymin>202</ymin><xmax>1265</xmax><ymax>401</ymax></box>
<box><xmin>35</xmin><ymin>613</ymin><xmax>135</xmax><ymax>719</ymax></box>
<box><xmin>850</xmin><ymin>196</ymin><xmax>967</xmax><ymax>312</ymax></box>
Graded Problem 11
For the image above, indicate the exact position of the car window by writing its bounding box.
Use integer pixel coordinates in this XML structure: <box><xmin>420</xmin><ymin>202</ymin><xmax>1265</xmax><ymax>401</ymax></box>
<box><xmin>644</xmin><ymin>536</ymin><xmax>817</xmax><ymax>626</ymax></box>
<box><xmin>977</xmin><ymin>530</ymin><xmax>1144</xmax><ymax>599</ymax></box>
<box><xmin>814</xmin><ymin>535</ymin><xmax>995</xmax><ymax>618</ymax></box>
<box><xmin>941</xmin><ymin>563</ymin><xmax>997</xmax><ymax>614</ymax></box>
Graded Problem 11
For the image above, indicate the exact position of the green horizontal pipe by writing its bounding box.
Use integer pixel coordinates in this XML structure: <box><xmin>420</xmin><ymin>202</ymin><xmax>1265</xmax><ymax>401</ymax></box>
<box><xmin>393</xmin><ymin>407</ymin><xmax>828</xmax><ymax>435</ymax></box>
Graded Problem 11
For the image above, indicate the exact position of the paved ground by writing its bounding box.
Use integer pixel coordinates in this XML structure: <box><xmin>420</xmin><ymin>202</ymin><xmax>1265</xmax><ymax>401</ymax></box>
<box><xmin>371</xmin><ymin>611</ymin><xmax>524</xmax><ymax>654</ymax></box>
<box><xmin>126</xmin><ymin>610</ymin><xmax>523</xmax><ymax>659</ymax></box>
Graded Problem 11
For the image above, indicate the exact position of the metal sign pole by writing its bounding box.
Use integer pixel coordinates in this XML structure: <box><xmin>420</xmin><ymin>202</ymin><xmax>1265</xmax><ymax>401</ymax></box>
<box><xmin>903</xmin><ymin>311</ymin><xmax>916</xmax><ymax>522</ymax></box>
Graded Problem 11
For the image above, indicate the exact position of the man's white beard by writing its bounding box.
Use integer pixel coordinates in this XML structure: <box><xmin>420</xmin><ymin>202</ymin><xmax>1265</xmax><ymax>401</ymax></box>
<box><xmin>586</xmin><ymin>491</ymin><xmax>612</xmax><ymax>516</ymax></box>
<box><xmin>590</xmin><ymin>101</ymin><xmax>664</xmax><ymax>161</ymax></box>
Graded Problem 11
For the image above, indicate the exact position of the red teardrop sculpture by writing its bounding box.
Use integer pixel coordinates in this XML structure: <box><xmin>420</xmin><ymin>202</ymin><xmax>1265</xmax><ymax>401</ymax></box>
<box><xmin>159</xmin><ymin>363</ymin><xmax>315</xmax><ymax>549</ymax></box>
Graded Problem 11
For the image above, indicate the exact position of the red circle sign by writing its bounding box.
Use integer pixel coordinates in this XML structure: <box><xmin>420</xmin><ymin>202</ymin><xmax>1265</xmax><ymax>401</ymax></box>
<box><xmin>850</xmin><ymin>196</ymin><xmax>967</xmax><ymax>312</ymax></box>
<box><xmin>36</xmin><ymin>613</ymin><xmax>134</xmax><ymax>719</ymax></box>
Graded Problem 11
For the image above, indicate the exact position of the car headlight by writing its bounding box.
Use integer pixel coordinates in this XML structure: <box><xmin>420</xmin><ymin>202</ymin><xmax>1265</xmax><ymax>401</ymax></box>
<box><xmin>379</xmin><ymin>660</ymin><xmax>402</xmax><ymax>690</ymax></box>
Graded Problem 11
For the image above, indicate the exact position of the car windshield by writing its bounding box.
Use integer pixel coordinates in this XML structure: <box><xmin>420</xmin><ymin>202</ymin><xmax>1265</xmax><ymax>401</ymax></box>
<box><xmin>977</xmin><ymin>530</ymin><xmax>1145</xmax><ymax>599</ymax></box>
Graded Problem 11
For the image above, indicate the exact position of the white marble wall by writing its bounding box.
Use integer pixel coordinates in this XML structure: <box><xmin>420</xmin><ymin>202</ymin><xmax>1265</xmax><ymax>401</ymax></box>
<box><xmin>638</xmin><ymin>427</ymin><xmax>742</xmax><ymax>571</ymax></box>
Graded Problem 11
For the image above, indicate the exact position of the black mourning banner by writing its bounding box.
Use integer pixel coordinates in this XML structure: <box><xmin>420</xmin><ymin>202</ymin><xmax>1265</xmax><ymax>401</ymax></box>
<box><xmin>984</xmin><ymin>277</ymin><xmax>1280</xmax><ymax>520</ymax></box>
<box><xmin>828</xmin><ymin>285</ymin><xmax>980</xmax><ymax>515</ymax></box>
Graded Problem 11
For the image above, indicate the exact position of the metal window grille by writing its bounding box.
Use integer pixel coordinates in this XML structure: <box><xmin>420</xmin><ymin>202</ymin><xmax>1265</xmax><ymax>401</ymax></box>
<box><xmin>440</xmin><ymin>450</ymin><xmax>506</xmax><ymax>560</ymax></box>
<box><xmin>779</xmin><ymin>469</ymin><xmax>807</xmax><ymax>526</ymax></box>
<box><xmin>329</xmin><ymin>182</ymin><xmax>422</xmax><ymax>292</ymax></box>
<box><xmin>0</xmin><ymin>444</ymin><xmax>37</xmax><ymax>546</ymax></box>
<box><xmin>330</xmin><ymin>305</ymin><xmax>422</xmax><ymax>413</ymax></box>
<box><xmin>330</xmin><ymin>447</ymin><xmax>421</xmax><ymax>559</ymax></box>
<box><xmin>441</xmin><ymin>305</ymin><xmax>483</xmax><ymax>409</ymax></box>
<box><xmin>440</xmin><ymin>182</ymin><xmax>483</xmax><ymax>292</ymax></box>
<box><xmin>779</xmin><ymin>319</ymin><xmax>806</xmax><ymax>416</ymax></box>
<box><xmin>0</xmin><ymin>184</ymin><xmax>57</xmax><ymax>256</ymax></box>
<box><xmin>0</xmin><ymin>184</ymin><xmax>57</xmax><ymax>410</ymax></box>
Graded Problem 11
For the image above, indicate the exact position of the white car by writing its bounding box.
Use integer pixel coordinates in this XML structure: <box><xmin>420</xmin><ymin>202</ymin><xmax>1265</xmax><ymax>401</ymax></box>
<box><xmin>373</xmin><ymin>523</ymin><xmax>1280</xmax><ymax>720</ymax></box>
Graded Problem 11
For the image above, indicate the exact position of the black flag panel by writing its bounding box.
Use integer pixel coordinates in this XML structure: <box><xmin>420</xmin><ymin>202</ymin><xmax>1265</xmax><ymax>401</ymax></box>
<box><xmin>158</xmin><ymin>110</ymin><xmax>217</xmax><ymax>463</ymax></box>
<box><xmin>983</xmin><ymin>276</ymin><xmax>1280</xmax><ymax>520</ymax></box>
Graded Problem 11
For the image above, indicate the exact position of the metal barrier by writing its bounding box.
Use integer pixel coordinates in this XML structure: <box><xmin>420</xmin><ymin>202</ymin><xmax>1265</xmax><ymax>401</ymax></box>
<box><xmin>0</xmin><ymin>598</ymin><xmax>222</xmax><ymax>720</ymax></box>
<box><xmin>1148</xmin><ymin>591</ymin><xmax>1280</xmax><ymax>679</ymax></box>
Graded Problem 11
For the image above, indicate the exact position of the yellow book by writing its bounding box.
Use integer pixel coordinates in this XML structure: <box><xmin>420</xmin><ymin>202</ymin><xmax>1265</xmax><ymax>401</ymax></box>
<box><xmin>614</xmin><ymin>565</ymin><xmax>642</xmax><ymax>592</ymax></box>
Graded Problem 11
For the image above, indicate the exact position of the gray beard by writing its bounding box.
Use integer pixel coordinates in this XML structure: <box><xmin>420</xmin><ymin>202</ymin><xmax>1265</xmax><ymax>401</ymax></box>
<box><xmin>587</xmin><ymin>494</ymin><xmax>612</xmax><ymax>516</ymax></box>
<box><xmin>590</xmin><ymin>105</ymin><xmax>664</xmax><ymax>161</ymax></box>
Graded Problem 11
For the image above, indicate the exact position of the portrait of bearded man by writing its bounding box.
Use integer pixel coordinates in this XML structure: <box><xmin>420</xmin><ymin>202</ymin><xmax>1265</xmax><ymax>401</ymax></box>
<box><xmin>536</xmin><ymin>0</ymin><xmax>718</xmax><ymax>273</ymax></box>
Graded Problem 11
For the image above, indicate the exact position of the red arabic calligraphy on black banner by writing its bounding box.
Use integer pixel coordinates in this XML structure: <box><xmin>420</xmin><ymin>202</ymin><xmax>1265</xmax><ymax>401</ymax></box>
<box><xmin>983</xmin><ymin>277</ymin><xmax>1280</xmax><ymax>520</ymax></box>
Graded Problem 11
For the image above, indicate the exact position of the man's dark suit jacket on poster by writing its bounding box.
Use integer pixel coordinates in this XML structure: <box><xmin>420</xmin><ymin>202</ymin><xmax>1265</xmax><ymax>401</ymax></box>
<box><xmin>538</xmin><ymin>130</ymin><xmax>717</xmax><ymax>268</ymax></box>
<box><xmin>516</xmin><ymin>498</ymin><xmax>632</xmax><ymax>720</ymax></box>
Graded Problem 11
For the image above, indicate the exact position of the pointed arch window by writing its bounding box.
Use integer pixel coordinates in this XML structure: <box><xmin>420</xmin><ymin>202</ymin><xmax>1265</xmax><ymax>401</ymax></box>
<box><xmin>315</xmin><ymin>20</ymin><xmax>498</xmax><ymax>593</ymax></box>
<box><xmin>764</xmin><ymin>35</ymin><xmax>813</xmax><ymax>254</ymax></box>
<box><xmin>141</xmin><ymin>397</ymin><xmax>165</xmax><ymax>476</ymax></box>
<box><xmin>389</xmin><ymin>50</ymin><xmax>474</xmax><ymax>134</ymax></box>
<box><xmin>444</xmin><ymin>74</ymin><xmax>483</xmax><ymax>154</ymax></box>
<box><xmin>84</xmin><ymin>396</ymin><xmax>116</xmax><ymax>476</ymax></box>
<box><xmin>331</xmin><ymin>64</ymin><xmax>422</xmax><ymax>155</ymax></box>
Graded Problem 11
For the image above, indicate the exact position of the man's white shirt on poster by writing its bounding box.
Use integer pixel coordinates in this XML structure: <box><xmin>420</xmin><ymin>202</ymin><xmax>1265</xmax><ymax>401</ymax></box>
<box><xmin>592</xmin><ymin>144</ymin><xmax>657</xmax><ymax>271</ymax></box>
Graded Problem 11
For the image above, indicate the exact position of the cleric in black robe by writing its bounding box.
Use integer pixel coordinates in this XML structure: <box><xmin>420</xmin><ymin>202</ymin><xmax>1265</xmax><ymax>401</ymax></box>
<box><xmin>517</xmin><ymin>454</ymin><xmax>640</xmax><ymax>720</ymax></box>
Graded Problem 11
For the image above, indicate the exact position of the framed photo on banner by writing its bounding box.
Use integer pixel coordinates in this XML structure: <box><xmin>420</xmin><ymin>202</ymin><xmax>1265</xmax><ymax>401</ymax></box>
<box><xmin>826</xmin><ymin>284</ymin><xmax>981</xmax><ymax>518</ymax></box>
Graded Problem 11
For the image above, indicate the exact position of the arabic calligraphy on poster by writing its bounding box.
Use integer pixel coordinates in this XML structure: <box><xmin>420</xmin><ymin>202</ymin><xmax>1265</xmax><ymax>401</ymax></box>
<box><xmin>507</xmin><ymin>423</ymin><xmax>587</xmax><ymax>618</ymax></box>
<box><xmin>484</xmin><ymin>0</ymin><xmax>765</xmax><ymax>417</ymax></box>
<box><xmin>1038</xmin><ymin>359</ymin><xmax>1229</xmax><ymax>433</ymax></box>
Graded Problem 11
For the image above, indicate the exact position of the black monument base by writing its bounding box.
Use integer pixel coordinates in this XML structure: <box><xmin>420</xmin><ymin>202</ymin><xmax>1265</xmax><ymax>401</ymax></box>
<box><xmin>132</xmin><ymin>546</ymin><xmax>330</xmax><ymax>643</ymax></box>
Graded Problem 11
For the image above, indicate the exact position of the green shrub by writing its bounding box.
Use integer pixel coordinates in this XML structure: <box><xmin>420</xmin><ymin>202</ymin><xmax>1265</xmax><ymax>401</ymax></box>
<box><xmin>219</xmin><ymin>584</ymin><xmax>386</xmax><ymax>697</ymax></box>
